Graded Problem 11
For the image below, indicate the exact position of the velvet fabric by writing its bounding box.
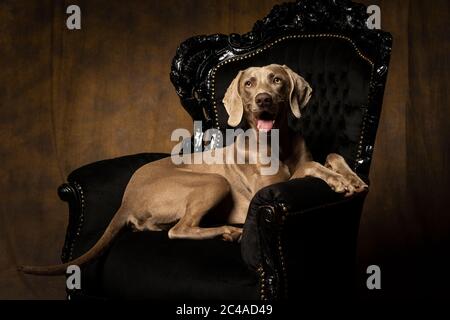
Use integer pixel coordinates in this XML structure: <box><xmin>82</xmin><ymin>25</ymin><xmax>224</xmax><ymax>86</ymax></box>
<box><xmin>99</xmin><ymin>232</ymin><xmax>258</xmax><ymax>299</ymax></box>
<box><xmin>242</xmin><ymin>176</ymin><xmax>367</xmax><ymax>299</ymax></box>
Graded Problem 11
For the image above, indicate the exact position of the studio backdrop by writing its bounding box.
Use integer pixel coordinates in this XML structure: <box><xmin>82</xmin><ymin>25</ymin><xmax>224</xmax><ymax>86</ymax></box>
<box><xmin>0</xmin><ymin>0</ymin><xmax>449</xmax><ymax>299</ymax></box>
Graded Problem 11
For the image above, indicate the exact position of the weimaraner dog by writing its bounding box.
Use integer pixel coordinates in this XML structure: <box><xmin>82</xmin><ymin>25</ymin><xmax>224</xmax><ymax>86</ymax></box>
<box><xmin>20</xmin><ymin>64</ymin><xmax>367</xmax><ymax>275</ymax></box>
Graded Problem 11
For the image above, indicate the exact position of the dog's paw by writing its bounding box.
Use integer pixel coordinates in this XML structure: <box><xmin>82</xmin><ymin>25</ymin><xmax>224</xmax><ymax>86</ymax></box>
<box><xmin>325</xmin><ymin>173</ymin><xmax>348</xmax><ymax>194</ymax></box>
<box><xmin>222</xmin><ymin>226</ymin><xmax>243</xmax><ymax>242</ymax></box>
<box><xmin>342</xmin><ymin>173</ymin><xmax>368</xmax><ymax>194</ymax></box>
<box><xmin>326</xmin><ymin>172</ymin><xmax>367</xmax><ymax>197</ymax></box>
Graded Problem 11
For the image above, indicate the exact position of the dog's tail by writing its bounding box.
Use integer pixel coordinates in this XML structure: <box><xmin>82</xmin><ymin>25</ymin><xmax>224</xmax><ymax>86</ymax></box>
<box><xmin>18</xmin><ymin>211</ymin><xmax>127</xmax><ymax>276</ymax></box>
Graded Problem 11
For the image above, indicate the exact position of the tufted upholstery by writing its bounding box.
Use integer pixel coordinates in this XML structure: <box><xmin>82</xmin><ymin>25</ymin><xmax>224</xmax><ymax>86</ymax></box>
<box><xmin>213</xmin><ymin>36</ymin><xmax>373</xmax><ymax>169</ymax></box>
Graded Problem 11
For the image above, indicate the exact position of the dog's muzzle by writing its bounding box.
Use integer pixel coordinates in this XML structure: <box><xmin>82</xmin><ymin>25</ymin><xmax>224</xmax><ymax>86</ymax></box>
<box><xmin>255</xmin><ymin>93</ymin><xmax>276</xmax><ymax>132</ymax></box>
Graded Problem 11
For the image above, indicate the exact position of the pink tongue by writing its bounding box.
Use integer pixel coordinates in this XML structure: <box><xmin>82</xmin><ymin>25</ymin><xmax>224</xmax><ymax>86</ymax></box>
<box><xmin>257</xmin><ymin>120</ymin><xmax>274</xmax><ymax>131</ymax></box>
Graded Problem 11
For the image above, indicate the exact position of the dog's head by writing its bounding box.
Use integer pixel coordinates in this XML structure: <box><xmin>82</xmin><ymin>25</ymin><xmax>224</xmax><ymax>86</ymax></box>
<box><xmin>222</xmin><ymin>64</ymin><xmax>312</xmax><ymax>131</ymax></box>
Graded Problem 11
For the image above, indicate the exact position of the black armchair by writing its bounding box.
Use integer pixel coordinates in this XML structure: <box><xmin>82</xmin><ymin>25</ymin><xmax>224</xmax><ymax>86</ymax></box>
<box><xmin>58</xmin><ymin>0</ymin><xmax>392</xmax><ymax>300</ymax></box>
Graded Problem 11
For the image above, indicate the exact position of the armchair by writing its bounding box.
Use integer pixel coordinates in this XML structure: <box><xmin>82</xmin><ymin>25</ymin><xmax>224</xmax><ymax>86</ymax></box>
<box><xmin>58</xmin><ymin>0</ymin><xmax>392</xmax><ymax>300</ymax></box>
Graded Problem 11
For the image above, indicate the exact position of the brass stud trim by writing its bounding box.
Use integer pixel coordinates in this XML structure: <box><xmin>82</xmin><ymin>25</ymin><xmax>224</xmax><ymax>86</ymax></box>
<box><xmin>276</xmin><ymin>203</ymin><xmax>289</xmax><ymax>298</ymax></box>
<box><xmin>257</xmin><ymin>266</ymin><xmax>267</xmax><ymax>300</ymax></box>
<box><xmin>68</xmin><ymin>181</ymin><xmax>85</xmax><ymax>262</ymax></box>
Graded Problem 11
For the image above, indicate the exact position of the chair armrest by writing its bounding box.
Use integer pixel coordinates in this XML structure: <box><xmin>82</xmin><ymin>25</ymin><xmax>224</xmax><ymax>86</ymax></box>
<box><xmin>241</xmin><ymin>177</ymin><xmax>368</xmax><ymax>300</ymax></box>
<box><xmin>59</xmin><ymin>153</ymin><xmax>169</xmax><ymax>263</ymax></box>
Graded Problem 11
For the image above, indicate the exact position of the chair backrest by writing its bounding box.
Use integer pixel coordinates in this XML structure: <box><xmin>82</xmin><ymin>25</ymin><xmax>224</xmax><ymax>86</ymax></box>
<box><xmin>170</xmin><ymin>0</ymin><xmax>392</xmax><ymax>176</ymax></box>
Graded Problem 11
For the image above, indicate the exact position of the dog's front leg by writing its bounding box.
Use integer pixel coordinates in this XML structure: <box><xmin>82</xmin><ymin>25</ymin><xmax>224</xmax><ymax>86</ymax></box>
<box><xmin>290</xmin><ymin>161</ymin><xmax>357</xmax><ymax>196</ymax></box>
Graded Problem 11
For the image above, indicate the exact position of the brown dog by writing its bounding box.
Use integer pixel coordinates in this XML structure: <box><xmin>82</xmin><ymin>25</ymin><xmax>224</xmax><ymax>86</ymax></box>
<box><xmin>19</xmin><ymin>64</ymin><xmax>367</xmax><ymax>275</ymax></box>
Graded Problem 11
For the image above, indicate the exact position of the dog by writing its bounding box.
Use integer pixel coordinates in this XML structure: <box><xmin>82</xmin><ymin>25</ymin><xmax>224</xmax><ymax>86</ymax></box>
<box><xmin>19</xmin><ymin>64</ymin><xmax>367</xmax><ymax>275</ymax></box>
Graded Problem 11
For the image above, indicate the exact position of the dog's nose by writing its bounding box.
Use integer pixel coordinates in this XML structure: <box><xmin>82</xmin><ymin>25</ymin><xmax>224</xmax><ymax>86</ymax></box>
<box><xmin>255</xmin><ymin>93</ymin><xmax>273</xmax><ymax>108</ymax></box>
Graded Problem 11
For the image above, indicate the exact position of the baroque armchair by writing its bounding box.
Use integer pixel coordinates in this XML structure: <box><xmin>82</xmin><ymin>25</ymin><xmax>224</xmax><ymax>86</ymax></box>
<box><xmin>58</xmin><ymin>0</ymin><xmax>392</xmax><ymax>300</ymax></box>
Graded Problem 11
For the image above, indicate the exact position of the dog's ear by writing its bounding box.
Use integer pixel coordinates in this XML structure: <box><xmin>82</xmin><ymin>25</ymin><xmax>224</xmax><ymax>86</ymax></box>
<box><xmin>282</xmin><ymin>65</ymin><xmax>312</xmax><ymax>118</ymax></box>
<box><xmin>223</xmin><ymin>71</ymin><xmax>244</xmax><ymax>127</ymax></box>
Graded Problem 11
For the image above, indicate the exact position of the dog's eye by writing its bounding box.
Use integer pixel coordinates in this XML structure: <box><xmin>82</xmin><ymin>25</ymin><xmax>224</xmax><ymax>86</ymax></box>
<box><xmin>273</xmin><ymin>77</ymin><xmax>282</xmax><ymax>84</ymax></box>
<box><xmin>245</xmin><ymin>81</ymin><xmax>252</xmax><ymax>88</ymax></box>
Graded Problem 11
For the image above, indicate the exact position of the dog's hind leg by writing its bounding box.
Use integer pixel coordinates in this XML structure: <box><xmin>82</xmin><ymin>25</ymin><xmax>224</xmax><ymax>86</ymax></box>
<box><xmin>167</xmin><ymin>174</ymin><xmax>242</xmax><ymax>242</ymax></box>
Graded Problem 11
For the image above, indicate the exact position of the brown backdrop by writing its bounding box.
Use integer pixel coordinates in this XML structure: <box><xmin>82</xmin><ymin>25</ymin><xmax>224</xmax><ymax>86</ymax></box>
<box><xmin>1</xmin><ymin>0</ymin><xmax>449</xmax><ymax>299</ymax></box>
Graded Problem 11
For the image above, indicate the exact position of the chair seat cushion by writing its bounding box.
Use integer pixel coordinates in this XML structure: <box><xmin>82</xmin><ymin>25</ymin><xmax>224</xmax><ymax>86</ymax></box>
<box><xmin>78</xmin><ymin>230</ymin><xmax>259</xmax><ymax>300</ymax></box>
